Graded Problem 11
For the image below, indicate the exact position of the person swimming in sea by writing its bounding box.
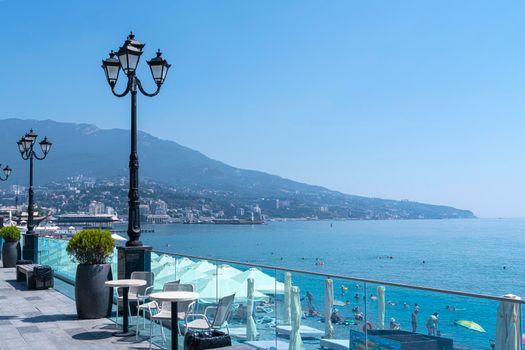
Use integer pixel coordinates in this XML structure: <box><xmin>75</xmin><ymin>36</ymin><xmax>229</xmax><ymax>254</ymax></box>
<box><xmin>370</xmin><ymin>294</ymin><xmax>377</xmax><ymax>301</ymax></box>
<box><xmin>341</xmin><ymin>285</ymin><xmax>348</xmax><ymax>296</ymax></box>
<box><xmin>331</xmin><ymin>308</ymin><xmax>345</xmax><ymax>324</ymax></box>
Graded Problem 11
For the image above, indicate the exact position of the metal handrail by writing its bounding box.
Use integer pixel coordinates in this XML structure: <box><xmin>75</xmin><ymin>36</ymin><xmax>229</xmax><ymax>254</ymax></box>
<box><xmin>152</xmin><ymin>248</ymin><xmax>525</xmax><ymax>304</ymax></box>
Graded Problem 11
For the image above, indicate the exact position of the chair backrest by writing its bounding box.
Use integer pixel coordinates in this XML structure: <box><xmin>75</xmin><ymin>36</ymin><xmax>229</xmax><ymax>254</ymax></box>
<box><xmin>129</xmin><ymin>271</ymin><xmax>154</xmax><ymax>296</ymax></box>
<box><xmin>174</xmin><ymin>284</ymin><xmax>194</xmax><ymax>292</ymax></box>
<box><xmin>161</xmin><ymin>282</ymin><xmax>179</xmax><ymax>310</ymax></box>
<box><xmin>161</xmin><ymin>283</ymin><xmax>194</xmax><ymax>311</ymax></box>
<box><xmin>211</xmin><ymin>293</ymin><xmax>235</xmax><ymax>328</ymax></box>
<box><xmin>174</xmin><ymin>284</ymin><xmax>194</xmax><ymax>314</ymax></box>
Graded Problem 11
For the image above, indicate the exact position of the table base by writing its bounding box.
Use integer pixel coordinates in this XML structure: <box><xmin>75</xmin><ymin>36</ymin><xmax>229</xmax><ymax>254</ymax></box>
<box><xmin>113</xmin><ymin>330</ymin><xmax>136</xmax><ymax>337</ymax></box>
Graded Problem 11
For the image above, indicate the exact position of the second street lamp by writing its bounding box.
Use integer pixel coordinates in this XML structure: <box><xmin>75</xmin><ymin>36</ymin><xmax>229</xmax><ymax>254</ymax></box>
<box><xmin>17</xmin><ymin>129</ymin><xmax>52</xmax><ymax>262</ymax></box>
<box><xmin>102</xmin><ymin>32</ymin><xmax>171</xmax><ymax>247</ymax></box>
<box><xmin>0</xmin><ymin>164</ymin><xmax>12</xmax><ymax>181</ymax></box>
<box><xmin>0</xmin><ymin>164</ymin><xmax>11</xmax><ymax>229</ymax></box>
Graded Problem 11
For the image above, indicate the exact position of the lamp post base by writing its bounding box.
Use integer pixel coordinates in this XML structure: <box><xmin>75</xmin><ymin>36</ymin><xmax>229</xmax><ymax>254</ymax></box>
<box><xmin>22</xmin><ymin>233</ymin><xmax>38</xmax><ymax>263</ymax></box>
<box><xmin>117</xmin><ymin>246</ymin><xmax>152</xmax><ymax>279</ymax></box>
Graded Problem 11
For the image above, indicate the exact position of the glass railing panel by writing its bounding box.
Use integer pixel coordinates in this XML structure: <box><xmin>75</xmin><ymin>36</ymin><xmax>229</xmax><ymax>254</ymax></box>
<box><xmin>323</xmin><ymin>276</ymin><xmax>361</xmax><ymax>350</ymax></box>
<box><xmin>38</xmin><ymin>236</ymin><xmax>76</xmax><ymax>281</ymax></box>
<box><xmin>39</xmin><ymin>236</ymin><xmax>118</xmax><ymax>282</ymax></box>
<box><xmin>150</xmin><ymin>251</ymin><xmax>177</xmax><ymax>291</ymax></box>
<box><xmin>272</xmin><ymin>269</ymin><xmax>325</xmax><ymax>350</ymax></box>
<box><xmin>211</xmin><ymin>262</ymin><xmax>277</xmax><ymax>346</ymax></box>
<box><xmin>361</xmin><ymin>281</ymin><xmax>510</xmax><ymax>350</ymax></box>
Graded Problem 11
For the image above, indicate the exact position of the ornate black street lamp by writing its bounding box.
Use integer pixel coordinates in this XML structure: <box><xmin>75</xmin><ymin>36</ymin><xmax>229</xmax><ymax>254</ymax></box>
<box><xmin>0</xmin><ymin>164</ymin><xmax>12</xmax><ymax>182</ymax></box>
<box><xmin>0</xmin><ymin>165</ymin><xmax>12</xmax><ymax>229</ymax></box>
<box><xmin>102</xmin><ymin>32</ymin><xmax>171</xmax><ymax>247</ymax></box>
<box><xmin>17</xmin><ymin>129</ymin><xmax>52</xmax><ymax>261</ymax></box>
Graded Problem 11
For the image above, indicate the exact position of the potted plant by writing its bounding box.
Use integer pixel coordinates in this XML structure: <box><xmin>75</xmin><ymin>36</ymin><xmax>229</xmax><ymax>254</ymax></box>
<box><xmin>66</xmin><ymin>228</ymin><xmax>114</xmax><ymax>319</ymax></box>
<box><xmin>1</xmin><ymin>226</ymin><xmax>21</xmax><ymax>268</ymax></box>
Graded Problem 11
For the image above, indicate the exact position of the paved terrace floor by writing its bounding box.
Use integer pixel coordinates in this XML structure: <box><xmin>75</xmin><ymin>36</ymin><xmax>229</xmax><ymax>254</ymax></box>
<box><xmin>0</xmin><ymin>267</ymin><xmax>154</xmax><ymax>350</ymax></box>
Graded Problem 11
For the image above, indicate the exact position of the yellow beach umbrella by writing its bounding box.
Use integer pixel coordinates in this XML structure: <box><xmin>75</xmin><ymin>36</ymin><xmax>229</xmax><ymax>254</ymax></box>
<box><xmin>455</xmin><ymin>320</ymin><xmax>486</xmax><ymax>333</ymax></box>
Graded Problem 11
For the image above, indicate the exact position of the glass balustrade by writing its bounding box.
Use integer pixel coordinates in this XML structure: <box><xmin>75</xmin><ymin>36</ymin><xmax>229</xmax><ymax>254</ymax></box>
<box><xmin>36</xmin><ymin>237</ymin><xmax>524</xmax><ymax>350</ymax></box>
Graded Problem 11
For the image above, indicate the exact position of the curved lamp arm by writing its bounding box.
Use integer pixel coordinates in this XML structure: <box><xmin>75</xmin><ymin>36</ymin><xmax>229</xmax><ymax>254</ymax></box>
<box><xmin>136</xmin><ymin>78</ymin><xmax>161</xmax><ymax>97</ymax></box>
<box><xmin>19</xmin><ymin>151</ymin><xmax>31</xmax><ymax>161</ymax></box>
<box><xmin>111</xmin><ymin>81</ymin><xmax>131</xmax><ymax>98</ymax></box>
<box><xmin>33</xmin><ymin>151</ymin><xmax>48</xmax><ymax>161</ymax></box>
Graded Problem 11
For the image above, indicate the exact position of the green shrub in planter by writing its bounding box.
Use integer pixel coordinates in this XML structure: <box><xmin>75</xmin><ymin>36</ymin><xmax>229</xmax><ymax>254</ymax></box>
<box><xmin>66</xmin><ymin>228</ymin><xmax>114</xmax><ymax>265</ymax></box>
<box><xmin>0</xmin><ymin>226</ymin><xmax>21</xmax><ymax>267</ymax></box>
<box><xmin>66</xmin><ymin>229</ymin><xmax>115</xmax><ymax>319</ymax></box>
<box><xmin>0</xmin><ymin>226</ymin><xmax>21</xmax><ymax>242</ymax></box>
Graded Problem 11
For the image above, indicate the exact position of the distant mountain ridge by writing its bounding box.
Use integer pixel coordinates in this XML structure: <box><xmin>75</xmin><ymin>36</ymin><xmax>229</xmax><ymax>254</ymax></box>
<box><xmin>0</xmin><ymin>118</ymin><xmax>475</xmax><ymax>219</ymax></box>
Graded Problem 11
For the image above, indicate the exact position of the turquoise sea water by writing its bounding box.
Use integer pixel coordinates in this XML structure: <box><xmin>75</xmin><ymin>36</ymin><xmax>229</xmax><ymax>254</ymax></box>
<box><xmin>139</xmin><ymin>218</ymin><xmax>524</xmax><ymax>297</ymax></box>
<box><xmin>132</xmin><ymin>218</ymin><xmax>524</xmax><ymax>349</ymax></box>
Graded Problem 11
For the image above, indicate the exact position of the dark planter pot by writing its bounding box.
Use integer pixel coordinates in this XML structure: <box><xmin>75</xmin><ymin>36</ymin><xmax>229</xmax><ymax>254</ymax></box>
<box><xmin>2</xmin><ymin>240</ymin><xmax>19</xmax><ymax>267</ymax></box>
<box><xmin>74</xmin><ymin>264</ymin><xmax>113</xmax><ymax>319</ymax></box>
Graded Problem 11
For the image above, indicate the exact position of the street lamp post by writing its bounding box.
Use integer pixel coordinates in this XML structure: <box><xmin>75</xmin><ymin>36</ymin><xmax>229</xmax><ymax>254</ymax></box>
<box><xmin>0</xmin><ymin>164</ymin><xmax>12</xmax><ymax>229</ymax></box>
<box><xmin>17</xmin><ymin>129</ymin><xmax>52</xmax><ymax>262</ymax></box>
<box><xmin>102</xmin><ymin>33</ymin><xmax>171</xmax><ymax>247</ymax></box>
<box><xmin>102</xmin><ymin>32</ymin><xmax>170</xmax><ymax>278</ymax></box>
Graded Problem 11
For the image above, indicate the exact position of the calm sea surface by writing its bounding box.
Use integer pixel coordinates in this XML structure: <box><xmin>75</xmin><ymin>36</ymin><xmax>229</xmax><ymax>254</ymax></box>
<box><xmin>139</xmin><ymin>218</ymin><xmax>523</xmax><ymax>297</ymax></box>
<box><xmin>132</xmin><ymin>218</ymin><xmax>522</xmax><ymax>348</ymax></box>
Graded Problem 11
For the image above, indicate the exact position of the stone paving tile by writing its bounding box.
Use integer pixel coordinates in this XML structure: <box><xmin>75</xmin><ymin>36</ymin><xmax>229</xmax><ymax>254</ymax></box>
<box><xmin>0</xmin><ymin>268</ymin><xmax>157</xmax><ymax>349</ymax></box>
<box><xmin>16</xmin><ymin>326</ymin><xmax>40</xmax><ymax>334</ymax></box>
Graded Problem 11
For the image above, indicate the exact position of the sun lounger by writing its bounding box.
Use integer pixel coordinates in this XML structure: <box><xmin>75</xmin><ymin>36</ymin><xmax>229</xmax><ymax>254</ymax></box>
<box><xmin>245</xmin><ymin>340</ymin><xmax>289</xmax><ymax>350</ymax></box>
<box><xmin>275</xmin><ymin>325</ymin><xmax>324</xmax><ymax>339</ymax></box>
<box><xmin>320</xmin><ymin>339</ymin><xmax>350</xmax><ymax>350</ymax></box>
<box><xmin>228</xmin><ymin>326</ymin><xmax>260</xmax><ymax>340</ymax></box>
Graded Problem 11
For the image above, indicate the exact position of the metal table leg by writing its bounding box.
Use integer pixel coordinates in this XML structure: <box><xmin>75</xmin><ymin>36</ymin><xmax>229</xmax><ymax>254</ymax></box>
<box><xmin>172</xmin><ymin>300</ymin><xmax>178</xmax><ymax>350</ymax></box>
<box><xmin>115</xmin><ymin>286</ymin><xmax>134</xmax><ymax>337</ymax></box>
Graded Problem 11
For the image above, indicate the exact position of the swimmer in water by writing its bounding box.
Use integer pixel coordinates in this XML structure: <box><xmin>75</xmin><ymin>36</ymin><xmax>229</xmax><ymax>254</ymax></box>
<box><xmin>341</xmin><ymin>285</ymin><xmax>348</xmax><ymax>296</ymax></box>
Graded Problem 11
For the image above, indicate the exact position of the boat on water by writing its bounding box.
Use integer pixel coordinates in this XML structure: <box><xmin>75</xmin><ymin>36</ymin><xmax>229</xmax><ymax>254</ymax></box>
<box><xmin>212</xmin><ymin>218</ymin><xmax>265</xmax><ymax>225</ymax></box>
<box><xmin>52</xmin><ymin>213</ymin><xmax>120</xmax><ymax>226</ymax></box>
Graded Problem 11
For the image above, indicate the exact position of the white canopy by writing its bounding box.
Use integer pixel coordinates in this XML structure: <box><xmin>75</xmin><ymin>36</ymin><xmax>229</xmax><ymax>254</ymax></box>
<box><xmin>175</xmin><ymin>257</ymin><xmax>194</xmax><ymax>273</ymax></box>
<box><xmin>246</xmin><ymin>278</ymin><xmax>258</xmax><ymax>341</ymax></box>
<box><xmin>191</xmin><ymin>260</ymin><xmax>216</xmax><ymax>273</ymax></box>
<box><xmin>207</xmin><ymin>264</ymin><xmax>243</xmax><ymax>279</ymax></box>
<box><xmin>378</xmin><ymin>286</ymin><xmax>386</xmax><ymax>330</ymax></box>
<box><xmin>177</xmin><ymin>266</ymin><xmax>209</xmax><ymax>285</ymax></box>
<box><xmin>156</xmin><ymin>254</ymin><xmax>174</xmax><ymax>266</ymax></box>
<box><xmin>233</xmin><ymin>267</ymin><xmax>285</xmax><ymax>295</ymax></box>
<box><xmin>324</xmin><ymin>279</ymin><xmax>334</xmax><ymax>338</ymax></box>
<box><xmin>154</xmin><ymin>265</ymin><xmax>176</xmax><ymax>289</ymax></box>
<box><xmin>289</xmin><ymin>286</ymin><xmax>303</xmax><ymax>350</ymax></box>
<box><xmin>496</xmin><ymin>294</ymin><xmax>522</xmax><ymax>350</ymax></box>
<box><xmin>192</xmin><ymin>276</ymin><xmax>268</xmax><ymax>302</ymax></box>
<box><xmin>111</xmin><ymin>233</ymin><xmax>126</xmax><ymax>241</ymax></box>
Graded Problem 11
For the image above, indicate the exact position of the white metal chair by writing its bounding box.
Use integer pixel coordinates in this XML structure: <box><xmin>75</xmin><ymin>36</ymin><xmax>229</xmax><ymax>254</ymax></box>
<box><xmin>185</xmin><ymin>293</ymin><xmax>235</xmax><ymax>335</ymax></box>
<box><xmin>147</xmin><ymin>283</ymin><xmax>195</xmax><ymax>349</ymax></box>
<box><xmin>136</xmin><ymin>280</ymin><xmax>180</xmax><ymax>340</ymax></box>
<box><xmin>114</xmin><ymin>271</ymin><xmax>154</xmax><ymax>330</ymax></box>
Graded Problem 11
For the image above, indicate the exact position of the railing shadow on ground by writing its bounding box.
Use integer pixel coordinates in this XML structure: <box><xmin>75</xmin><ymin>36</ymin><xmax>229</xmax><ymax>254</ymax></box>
<box><xmin>22</xmin><ymin>313</ymin><xmax>77</xmax><ymax>323</ymax></box>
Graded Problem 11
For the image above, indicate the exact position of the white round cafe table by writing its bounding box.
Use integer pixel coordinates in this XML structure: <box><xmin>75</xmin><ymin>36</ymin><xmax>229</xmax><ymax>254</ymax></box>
<box><xmin>149</xmin><ymin>291</ymin><xmax>199</xmax><ymax>350</ymax></box>
<box><xmin>105</xmin><ymin>279</ymin><xmax>147</xmax><ymax>337</ymax></box>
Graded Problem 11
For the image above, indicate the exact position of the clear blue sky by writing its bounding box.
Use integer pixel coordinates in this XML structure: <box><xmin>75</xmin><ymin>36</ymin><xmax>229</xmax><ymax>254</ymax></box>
<box><xmin>1</xmin><ymin>0</ymin><xmax>524</xmax><ymax>218</ymax></box>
